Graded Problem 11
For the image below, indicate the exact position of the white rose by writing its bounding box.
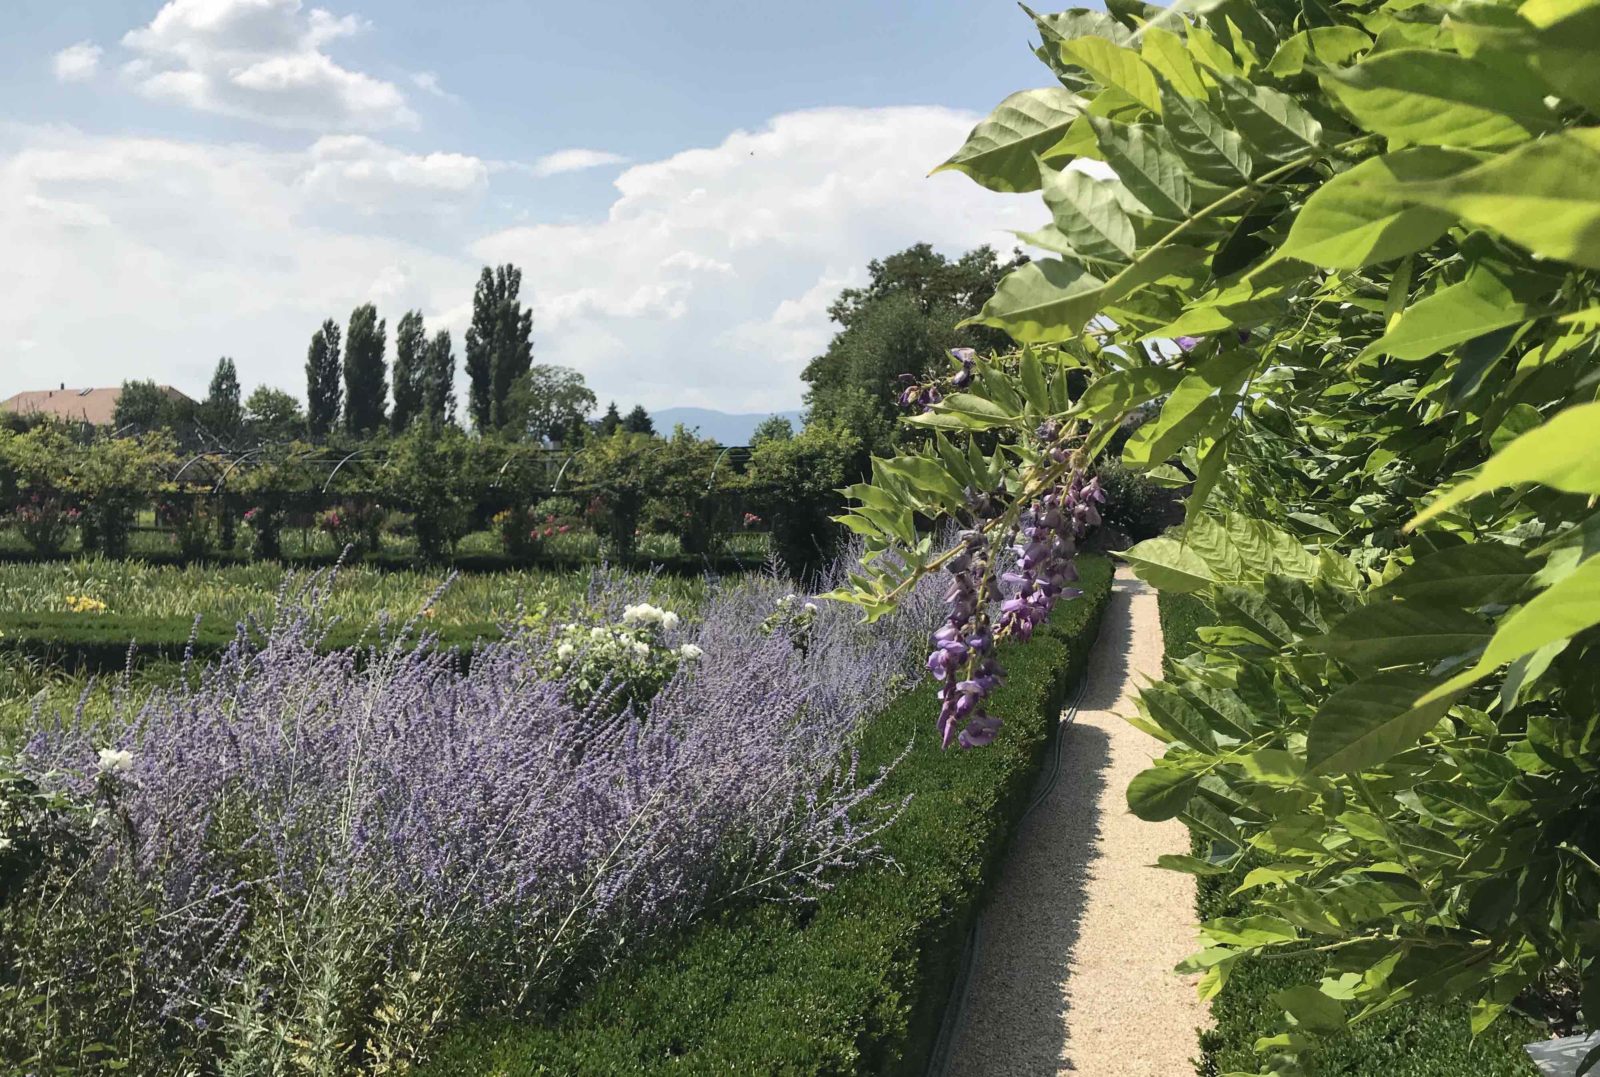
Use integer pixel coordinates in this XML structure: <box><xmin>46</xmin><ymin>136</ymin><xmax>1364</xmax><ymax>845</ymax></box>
<box><xmin>632</xmin><ymin>641</ymin><xmax>651</xmax><ymax>658</ymax></box>
<box><xmin>782</xmin><ymin>593</ymin><xmax>797</xmax><ymax>604</ymax></box>
<box><xmin>590</xmin><ymin>626</ymin><xmax>608</xmax><ymax>639</ymax></box>
<box><xmin>677</xmin><ymin>643</ymin><xmax>704</xmax><ymax>660</ymax></box>
<box><xmin>661</xmin><ymin>611</ymin><xmax>680</xmax><ymax>631</ymax></box>
<box><xmin>804</xmin><ymin>602</ymin><xmax>818</xmax><ymax>613</ymax></box>
<box><xmin>97</xmin><ymin>747</ymin><xmax>133</xmax><ymax>774</ymax></box>
<box><xmin>556</xmin><ymin>642</ymin><xmax>575</xmax><ymax>661</ymax></box>
<box><xmin>622</xmin><ymin>604</ymin><xmax>643</xmax><ymax>624</ymax></box>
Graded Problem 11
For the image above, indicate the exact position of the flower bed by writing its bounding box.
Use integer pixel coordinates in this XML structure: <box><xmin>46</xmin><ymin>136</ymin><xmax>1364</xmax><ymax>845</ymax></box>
<box><xmin>418</xmin><ymin>554</ymin><xmax>1113</xmax><ymax>1075</ymax></box>
<box><xmin>1</xmin><ymin>557</ymin><xmax>949</xmax><ymax>1071</ymax></box>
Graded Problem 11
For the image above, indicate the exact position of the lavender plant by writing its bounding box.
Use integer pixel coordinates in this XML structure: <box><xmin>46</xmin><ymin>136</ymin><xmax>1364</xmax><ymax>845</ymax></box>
<box><xmin>2</xmin><ymin>557</ymin><xmax>945</xmax><ymax>1073</ymax></box>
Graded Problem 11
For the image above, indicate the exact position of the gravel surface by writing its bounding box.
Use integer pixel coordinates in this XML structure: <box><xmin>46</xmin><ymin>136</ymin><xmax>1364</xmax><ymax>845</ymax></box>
<box><xmin>945</xmin><ymin>568</ymin><xmax>1206</xmax><ymax>1076</ymax></box>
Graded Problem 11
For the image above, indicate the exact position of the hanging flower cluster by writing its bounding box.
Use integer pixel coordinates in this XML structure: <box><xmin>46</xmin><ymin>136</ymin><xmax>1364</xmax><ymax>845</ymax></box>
<box><xmin>927</xmin><ymin>486</ymin><xmax>1009</xmax><ymax>750</ymax></box>
<box><xmin>999</xmin><ymin>467</ymin><xmax>1104</xmax><ymax>643</ymax></box>
<box><xmin>897</xmin><ymin>347</ymin><xmax>979</xmax><ymax>412</ymax></box>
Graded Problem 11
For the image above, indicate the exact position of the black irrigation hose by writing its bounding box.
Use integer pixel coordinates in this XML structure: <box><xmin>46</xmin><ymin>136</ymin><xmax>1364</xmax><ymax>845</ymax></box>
<box><xmin>924</xmin><ymin>674</ymin><xmax>1091</xmax><ymax>1077</ymax></box>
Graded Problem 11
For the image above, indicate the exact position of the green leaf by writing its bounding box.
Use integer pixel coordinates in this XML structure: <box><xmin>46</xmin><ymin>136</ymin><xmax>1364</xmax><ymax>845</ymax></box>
<box><xmin>1419</xmin><ymin>553</ymin><xmax>1600</xmax><ymax>703</ymax></box>
<box><xmin>1059</xmin><ymin>36</ymin><xmax>1164</xmax><ymax>114</ymax></box>
<box><xmin>1090</xmin><ymin>118</ymin><xmax>1192</xmax><ymax>220</ymax></box>
<box><xmin>1265</xmin><ymin>26</ymin><xmax>1373</xmax><ymax>77</ymax></box>
<box><xmin>1273</xmin><ymin>986</ymin><xmax>1347</xmax><ymax>1033</ymax></box>
<box><xmin>935</xmin><ymin>88</ymin><xmax>1089</xmax><ymax>192</ymax></box>
<box><xmin>1123</xmin><ymin>351</ymin><xmax>1256</xmax><ymax>467</ymax></box>
<box><xmin>1127</xmin><ymin>763</ymin><xmax>1200</xmax><ymax>821</ymax></box>
<box><xmin>1305</xmin><ymin>600</ymin><xmax>1493</xmax><ymax>669</ymax></box>
<box><xmin>1357</xmin><ymin>266</ymin><xmax>1527</xmax><ymax>362</ymax></box>
<box><xmin>1390</xmin><ymin>127</ymin><xmax>1600</xmax><ymax>270</ymax></box>
<box><xmin>1373</xmin><ymin>544</ymin><xmax>1532</xmax><ymax>607</ymax></box>
<box><xmin>1410</xmin><ymin>401</ymin><xmax>1600</xmax><ymax>527</ymax></box>
<box><xmin>1040</xmin><ymin>162</ymin><xmax>1137</xmax><ymax>261</ymax></box>
<box><xmin>1307</xmin><ymin>671</ymin><xmax>1458</xmax><ymax>774</ymax></box>
<box><xmin>1526</xmin><ymin>0</ymin><xmax>1600</xmax><ymax>113</ymax></box>
<box><xmin>1219</xmin><ymin>78</ymin><xmax>1324</xmax><ymax>162</ymax></box>
<box><xmin>1278</xmin><ymin>148</ymin><xmax>1478</xmax><ymax>268</ymax></box>
<box><xmin>1141</xmin><ymin>26</ymin><xmax>1209</xmax><ymax>98</ymax></box>
<box><xmin>969</xmin><ymin>259</ymin><xmax>1107</xmax><ymax>342</ymax></box>
<box><xmin>1161</xmin><ymin>86</ymin><xmax>1253</xmax><ymax>187</ymax></box>
<box><xmin>1067</xmin><ymin>365</ymin><xmax>1184</xmax><ymax>420</ymax></box>
<box><xmin>1320</xmin><ymin>49</ymin><xmax>1554</xmax><ymax>149</ymax></box>
<box><xmin>1186</xmin><ymin>434</ymin><xmax>1229</xmax><ymax>526</ymax></box>
<box><xmin>1156</xmin><ymin>853</ymin><xmax>1235</xmax><ymax>876</ymax></box>
<box><xmin>1122</xmin><ymin>536</ymin><xmax>1218</xmax><ymax>592</ymax></box>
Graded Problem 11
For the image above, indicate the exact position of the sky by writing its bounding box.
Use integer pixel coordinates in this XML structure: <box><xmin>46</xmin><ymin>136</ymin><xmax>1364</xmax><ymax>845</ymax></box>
<box><xmin>1</xmin><ymin>0</ymin><xmax>1063</xmax><ymax>413</ymax></box>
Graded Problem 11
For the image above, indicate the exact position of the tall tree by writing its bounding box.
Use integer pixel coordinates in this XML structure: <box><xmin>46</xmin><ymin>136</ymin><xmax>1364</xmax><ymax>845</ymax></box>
<box><xmin>621</xmin><ymin>405</ymin><xmax>654</xmax><ymax>435</ymax></box>
<box><xmin>113</xmin><ymin>380</ymin><xmax>177</xmax><ymax>432</ymax></box>
<box><xmin>596</xmin><ymin>401</ymin><xmax>622</xmax><ymax>437</ymax></box>
<box><xmin>749</xmin><ymin>415</ymin><xmax>794</xmax><ymax>446</ymax></box>
<box><xmin>305</xmin><ymin>319</ymin><xmax>342</xmax><ymax>438</ymax></box>
<box><xmin>343</xmin><ymin>304</ymin><xmax>388</xmax><ymax>436</ymax></box>
<box><xmin>464</xmin><ymin>264</ymin><xmax>534</xmax><ymax>433</ymax></box>
<box><xmin>244</xmin><ymin>386</ymin><xmax>304</xmax><ymax>442</ymax></box>
<box><xmin>391</xmin><ymin>310</ymin><xmax>427</xmax><ymax>433</ymax></box>
<box><xmin>204</xmin><ymin>357</ymin><xmax>243</xmax><ymax>438</ymax></box>
<box><xmin>504</xmin><ymin>364</ymin><xmax>597</xmax><ymax>445</ymax></box>
<box><xmin>422</xmin><ymin>329</ymin><xmax>457</xmax><ymax>427</ymax></box>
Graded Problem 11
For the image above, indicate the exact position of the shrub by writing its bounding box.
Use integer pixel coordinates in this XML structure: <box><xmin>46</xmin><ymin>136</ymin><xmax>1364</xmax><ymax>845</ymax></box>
<box><xmin>419</xmin><ymin>555</ymin><xmax>1113</xmax><ymax>1074</ymax></box>
<box><xmin>743</xmin><ymin>419</ymin><xmax>860</xmax><ymax>582</ymax></box>
<box><xmin>1090</xmin><ymin>457</ymin><xmax>1176</xmax><ymax>543</ymax></box>
<box><xmin>155</xmin><ymin>490</ymin><xmax>217</xmax><ymax>559</ymax></box>
<box><xmin>319</xmin><ymin>499</ymin><xmax>385</xmax><ymax>556</ymax></box>
<box><xmin>3</xmin><ymin>555</ymin><xmax>951</xmax><ymax>1071</ymax></box>
<box><xmin>380</xmin><ymin>424</ymin><xmax>479</xmax><ymax>561</ymax></box>
<box><xmin>575</xmin><ymin>431</ymin><xmax>659</xmax><ymax>560</ymax></box>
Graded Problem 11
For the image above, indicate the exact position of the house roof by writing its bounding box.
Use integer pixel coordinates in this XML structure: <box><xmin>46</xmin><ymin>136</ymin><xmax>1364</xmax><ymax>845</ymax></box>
<box><xmin>0</xmin><ymin>385</ymin><xmax>193</xmax><ymax>427</ymax></box>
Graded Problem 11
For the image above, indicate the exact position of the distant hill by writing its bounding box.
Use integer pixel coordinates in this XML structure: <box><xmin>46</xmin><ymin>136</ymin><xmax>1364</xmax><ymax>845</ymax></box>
<box><xmin>651</xmin><ymin>407</ymin><xmax>805</xmax><ymax>445</ymax></box>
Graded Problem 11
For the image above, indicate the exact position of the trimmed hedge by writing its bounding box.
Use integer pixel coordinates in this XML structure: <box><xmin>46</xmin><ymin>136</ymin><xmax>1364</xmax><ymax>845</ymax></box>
<box><xmin>1159</xmin><ymin>592</ymin><xmax>1541</xmax><ymax>1077</ymax></box>
<box><xmin>418</xmin><ymin>555</ymin><xmax>1115</xmax><ymax>1076</ymax></box>
<box><xmin>0</xmin><ymin>611</ymin><xmax>502</xmax><ymax>673</ymax></box>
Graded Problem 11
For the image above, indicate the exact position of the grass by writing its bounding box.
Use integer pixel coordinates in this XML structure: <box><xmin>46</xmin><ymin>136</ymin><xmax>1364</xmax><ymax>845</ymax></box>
<box><xmin>0</xmin><ymin>555</ymin><xmax>718</xmax><ymax>628</ymax></box>
<box><xmin>1158</xmin><ymin>591</ymin><xmax>1541</xmax><ymax>1077</ymax></box>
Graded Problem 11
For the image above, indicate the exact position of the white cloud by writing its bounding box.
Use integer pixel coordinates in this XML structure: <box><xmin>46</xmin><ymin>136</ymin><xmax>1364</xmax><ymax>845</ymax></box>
<box><xmin>528</xmin><ymin>148</ymin><xmax>630</xmax><ymax>178</ymax></box>
<box><xmin>53</xmin><ymin>42</ymin><xmax>103</xmax><ymax>83</ymax></box>
<box><xmin>1</xmin><ymin>106</ymin><xmax>1036</xmax><ymax>414</ymax></box>
<box><xmin>473</xmin><ymin>106</ymin><xmax>1035</xmax><ymax>410</ymax></box>
<box><xmin>119</xmin><ymin>0</ymin><xmax>414</xmax><ymax>130</ymax></box>
<box><xmin>298</xmin><ymin>135</ymin><xmax>488</xmax><ymax>216</ymax></box>
<box><xmin>411</xmin><ymin>71</ymin><xmax>456</xmax><ymax>101</ymax></box>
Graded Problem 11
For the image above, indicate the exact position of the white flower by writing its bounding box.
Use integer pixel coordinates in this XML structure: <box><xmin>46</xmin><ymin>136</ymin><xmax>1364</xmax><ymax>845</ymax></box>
<box><xmin>624</xmin><ymin>602</ymin><xmax>667</xmax><ymax>626</ymax></box>
<box><xmin>661</xmin><ymin>611</ymin><xmax>680</xmax><ymax>631</ymax></box>
<box><xmin>590</xmin><ymin>626</ymin><xmax>609</xmax><ymax>639</ymax></box>
<box><xmin>632</xmin><ymin>640</ymin><xmax>651</xmax><ymax>658</ymax></box>
<box><xmin>677</xmin><ymin>643</ymin><xmax>704</xmax><ymax>660</ymax></box>
<box><xmin>804</xmin><ymin>602</ymin><xmax>818</xmax><ymax>613</ymax></box>
<box><xmin>556</xmin><ymin>642</ymin><xmax>575</xmax><ymax>661</ymax></box>
<box><xmin>96</xmin><ymin>747</ymin><xmax>133</xmax><ymax>774</ymax></box>
<box><xmin>782</xmin><ymin>593</ymin><xmax>797</xmax><ymax>604</ymax></box>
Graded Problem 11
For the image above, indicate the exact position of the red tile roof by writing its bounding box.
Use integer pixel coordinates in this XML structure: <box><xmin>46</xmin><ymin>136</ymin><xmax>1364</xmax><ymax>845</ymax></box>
<box><xmin>0</xmin><ymin>386</ymin><xmax>193</xmax><ymax>427</ymax></box>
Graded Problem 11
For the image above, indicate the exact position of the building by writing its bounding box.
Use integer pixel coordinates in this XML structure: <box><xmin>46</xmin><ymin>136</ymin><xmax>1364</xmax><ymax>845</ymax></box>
<box><xmin>0</xmin><ymin>384</ymin><xmax>194</xmax><ymax>427</ymax></box>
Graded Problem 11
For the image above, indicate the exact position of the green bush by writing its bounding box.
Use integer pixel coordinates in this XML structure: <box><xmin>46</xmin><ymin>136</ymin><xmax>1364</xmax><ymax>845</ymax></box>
<box><xmin>418</xmin><ymin>555</ymin><xmax>1114</xmax><ymax>1075</ymax></box>
<box><xmin>0</xmin><ymin>611</ymin><xmax>501</xmax><ymax>674</ymax></box>
<box><xmin>1091</xmin><ymin>458</ymin><xmax>1177</xmax><ymax>543</ymax></box>
<box><xmin>743</xmin><ymin>419</ymin><xmax>861</xmax><ymax>583</ymax></box>
<box><xmin>1162</xmin><ymin>592</ymin><xmax>1541</xmax><ymax>1077</ymax></box>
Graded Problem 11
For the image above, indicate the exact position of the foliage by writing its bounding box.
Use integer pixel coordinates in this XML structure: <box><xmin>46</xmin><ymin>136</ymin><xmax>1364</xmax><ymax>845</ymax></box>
<box><xmin>423</xmin><ymin>328</ymin><xmax>458</xmax><ymax>427</ymax></box>
<box><xmin>465</xmin><ymin>264</ymin><xmax>535</xmax><ymax>433</ymax></box>
<box><xmin>305</xmin><ymin>318</ymin><xmax>342</xmax><ymax>438</ymax></box>
<box><xmin>575</xmin><ymin>431</ymin><xmax>660</xmax><ymax>560</ymax></box>
<box><xmin>749</xmin><ymin>414</ymin><xmax>795</xmax><ymax>445</ymax></box>
<box><xmin>1091</xmin><ymin>456</ymin><xmax>1177</xmax><ymax>542</ymax></box>
<box><xmin>504</xmin><ymin>363</ymin><xmax>597</xmax><ymax>445</ymax></box>
<box><xmin>392</xmin><ymin>308</ymin><xmax>428</xmax><ymax>433</ymax></box>
<box><xmin>546</xmin><ymin>601</ymin><xmax>698</xmax><ymax>713</ymax></box>
<box><xmin>743</xmin><ymin>418</ymin><xmax>862</xmax><ymax>582</ymax></box>
<box><xmin>203</xmin><ymin>357</ymin><xmax>243</xmax><ymax>440</ymax></box>
<box><xmin>343</xmin><ymin>303</ymin><xmax>388</xmax><ymax>436</ymax></box>
<box><xmin>379</xmin><ymin>423</ymin><xmax>479</xmax><ymax>561</ymax></box>
<box><xmin>649</xmin><ymin>425</ymin><xmax>732</xmax><ymax>557</ymax></box>
<box><xmin>803</xmin><ymin>244</ymin><xmax>1026</xmax><ymax>452</ymax></box>
<box><xmin>830</xmin><ymin>1</ymin><xmax>1600</xmax><ymax>1070</ymax></box>
<box><xmin>419</xmin><ymin>555</ymin><xmax>1112</xmax><ymax>1075</ymax></box>
<box><xmin>243</xmin><ymin>386</ymin><xmax>305</xmax><ymax>443</ymax></box>
<box><xmin>621</xmin><ymin>403</ymin><xmax>654</xmax><ymax>435</ymax></box>
<box><xmin>113</xmin><ymin>380</ymin><xmax>194</xmax><ymax>434</ymax></box>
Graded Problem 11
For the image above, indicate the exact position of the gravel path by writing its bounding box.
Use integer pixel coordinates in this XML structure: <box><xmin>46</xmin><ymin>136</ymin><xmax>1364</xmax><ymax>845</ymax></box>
<box><xmin>945</xmin><ymin>567</ymin><xmax>1206</xmax><ymax>1076</ymax></box>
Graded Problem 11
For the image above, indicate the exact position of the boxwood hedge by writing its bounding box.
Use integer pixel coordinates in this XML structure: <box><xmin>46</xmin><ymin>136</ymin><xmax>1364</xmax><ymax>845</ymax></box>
<box><xmin>418</xmin><ymin>555</ymin><xmax>1115</xmax><ymax>1076</ymax></box>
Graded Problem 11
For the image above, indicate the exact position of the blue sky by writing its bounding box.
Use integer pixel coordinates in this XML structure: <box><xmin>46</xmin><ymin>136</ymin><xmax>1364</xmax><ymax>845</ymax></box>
<box><xmin>2</xmin><ymin>0</ymin><xmax>1063</xmax><ymax>412</ymax></box>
